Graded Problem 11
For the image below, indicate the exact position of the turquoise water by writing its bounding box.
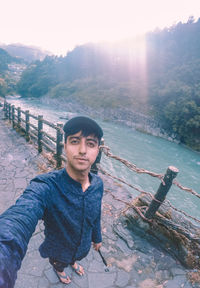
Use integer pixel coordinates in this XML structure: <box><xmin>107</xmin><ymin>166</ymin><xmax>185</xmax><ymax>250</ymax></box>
<box><xmin>6</xmin><ymin>97</ymin><xmax>200</xmax><ymax>220</ymax></box>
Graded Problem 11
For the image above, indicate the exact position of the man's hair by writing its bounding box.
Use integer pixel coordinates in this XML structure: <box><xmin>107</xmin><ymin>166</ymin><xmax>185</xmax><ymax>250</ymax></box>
<box><xmin>63</xmin><ymin>116</ymin><xmax>103</xmax><ymax>144</ymax></box>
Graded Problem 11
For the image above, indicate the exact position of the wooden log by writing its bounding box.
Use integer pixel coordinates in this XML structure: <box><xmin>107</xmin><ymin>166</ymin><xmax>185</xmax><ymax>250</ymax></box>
<box><xmin>114</xmin><ymin>192</ymin><xmax>200</xmax><ymax>269</ymax></box>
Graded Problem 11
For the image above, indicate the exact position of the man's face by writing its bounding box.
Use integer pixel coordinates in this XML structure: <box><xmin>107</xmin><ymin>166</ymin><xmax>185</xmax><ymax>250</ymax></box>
<box><xmin>64</xmin><ymin>131</ymin><xmax>99</xmax><ymax>173</ymax></box>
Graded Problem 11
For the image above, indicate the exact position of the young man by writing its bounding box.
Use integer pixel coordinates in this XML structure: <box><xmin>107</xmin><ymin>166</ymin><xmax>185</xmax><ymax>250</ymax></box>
<box><xmin>0</xmin><ymin>116</ymin><xmax>104</xmax><ymax>287</ymax></box>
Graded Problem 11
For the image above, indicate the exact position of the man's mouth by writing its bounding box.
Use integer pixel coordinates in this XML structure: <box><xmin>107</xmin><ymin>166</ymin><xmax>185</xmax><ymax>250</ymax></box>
<box><xmin>74</xmin><ymin>157</ymin><xmax>88</xmax><ymax>161</ymax></box>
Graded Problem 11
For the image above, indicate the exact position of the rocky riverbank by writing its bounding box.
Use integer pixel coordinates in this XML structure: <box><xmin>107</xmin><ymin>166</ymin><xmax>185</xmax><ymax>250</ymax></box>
<box><xmin>41</xmin><ymin>96</ymin><xmax>178</xmax><ymax>143</ymax></box>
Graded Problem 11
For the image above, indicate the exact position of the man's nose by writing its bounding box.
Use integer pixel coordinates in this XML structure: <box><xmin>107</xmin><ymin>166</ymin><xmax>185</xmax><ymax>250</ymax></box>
<box><xmin>79</xmin><ymin>140</ymin><xmax>87</xmax><ymax>154</ymax></box>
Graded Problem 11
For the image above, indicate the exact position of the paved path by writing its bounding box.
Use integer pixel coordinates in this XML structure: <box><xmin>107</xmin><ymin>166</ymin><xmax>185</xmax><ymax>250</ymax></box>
<box><xmin>0</xmin><ymin>107</ymin><xmax>198</xmax><ymax>288</ymax></box>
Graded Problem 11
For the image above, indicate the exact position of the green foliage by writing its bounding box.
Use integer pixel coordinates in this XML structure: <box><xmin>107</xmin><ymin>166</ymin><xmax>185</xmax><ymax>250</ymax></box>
<box><xmin>17</xmin><ymin>56</ymin><xmax>59</xmax><ymax>97</ymax></box>
<box><xmin>47</xmin><ymin>76</ymin><xmax>149</xmax><ymax>111</ymax></box>
<box><xmin>0</xmin><ymin>48</ymin><xmax>12</xmax><ymax>74</ymax></box>
<box><xmin>16</xmin><ymin>18</ymin><xmax>200</xmax><ymax>150</ymax></box>
<box><xmin>0</xmin><ymin>48</ymin><xmax>24</xmax><ymax>96</ymax></box>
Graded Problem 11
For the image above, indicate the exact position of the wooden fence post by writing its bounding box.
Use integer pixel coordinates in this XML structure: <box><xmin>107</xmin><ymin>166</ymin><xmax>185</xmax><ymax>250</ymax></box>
<box><xmin>91</xmin><ymin>138</ymin><xmax>104</xmax><ymax>174</ymax></box>
<box><xmin>25</xmin><ymin>110</ymin><xmax>30</xmax><ymax>141</ymax></box>
<box><xmin>145</xmin><ymin>166</ymin><xmax>179</xmax><ymax>219</ymax></box>
<box><xmin>6</xmin><ymin>102</ymin><xmax>9</xmax><ymax>119</ymax></box>
<box><xmin>56</xmin><ymin>123</ymin><xmax>64</xmax><ymax>168</ymax></box>
<box><xmin>3</xmin><ymin>101</ymin><xmax>8</xmax><ymax>119</ymax></box>
<box><xmin>38</xmin><ymin>115</ymin><xmax>43</xmax><ymax>153</ymax></box>
<box><xmin>8</xmin><ymin>104</ymin><xmax>11</xmax><ymax>122</ymax></box>
<box><xmin>12</xmin><ymin>105</ymin><xmax>15</xmax><ymax>128</ymax></box>
<box><xmin>3</xmin><ymin>100</ymin><xmax>6</xmax><ymax>111</ymax></box>
<box><xmin>17</xmin><ymin>107</ymin><xmax>21</xmax><ymax>129</ymax></box>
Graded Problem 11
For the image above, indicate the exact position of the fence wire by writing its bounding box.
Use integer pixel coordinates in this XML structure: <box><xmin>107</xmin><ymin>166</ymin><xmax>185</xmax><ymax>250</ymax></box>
<box><xmin>99</xmin><ymin>145</ymin><xmax>200</xmax><ymax>224</ymax></box>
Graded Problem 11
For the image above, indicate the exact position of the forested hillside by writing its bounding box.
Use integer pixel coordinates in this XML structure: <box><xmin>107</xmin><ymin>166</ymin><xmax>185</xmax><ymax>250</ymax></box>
<box><xmin>0</xmin><ymin>48</ymin><xmax>26</xmax><ymax>96</ymax></box>
<box><xmin>14</xmin><ymin>18</ymin><xmax>200</xmax><ymax>150</ymax></box>
<box><xmin>0</xmin><ymin>43</ymin><xmax>51</xmax><ymax>63</ymax></box>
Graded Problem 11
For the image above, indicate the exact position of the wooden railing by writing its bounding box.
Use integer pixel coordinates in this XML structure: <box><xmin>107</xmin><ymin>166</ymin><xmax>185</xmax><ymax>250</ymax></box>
<box><xmin>3</xmin><ymin>101</ymin><xmax>101</xmax><ymax>172</ymax></box>
<box><xmin>4</xmin><ymin>101</ymin><xmax>65</xmax><ymax>168</ymax></box>
<box><xmin>1</xmin><ymin>100</ymin><xmax>199</xmax><ymax>223</ymax></box>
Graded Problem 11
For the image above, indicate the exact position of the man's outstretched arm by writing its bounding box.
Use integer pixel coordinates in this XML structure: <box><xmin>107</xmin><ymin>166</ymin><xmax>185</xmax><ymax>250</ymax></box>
<box><xmin>0</xmin><ymin>179</ymin><xmax>50</xmax><ymax>288</ymax></box>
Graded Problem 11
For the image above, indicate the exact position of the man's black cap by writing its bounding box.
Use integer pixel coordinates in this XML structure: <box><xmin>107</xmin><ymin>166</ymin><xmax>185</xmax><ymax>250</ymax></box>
<box><xmin>63</xmin><ymin>116</ymin><xmax>103</xmax><ymax>141</ymax></box>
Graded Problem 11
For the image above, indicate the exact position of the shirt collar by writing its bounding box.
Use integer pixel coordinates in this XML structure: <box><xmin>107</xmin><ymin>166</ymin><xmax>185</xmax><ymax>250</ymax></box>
<box><xmin>62</xmin><ymin>168</ymin><xmax>94</xmax><ymax>187</ymax></box>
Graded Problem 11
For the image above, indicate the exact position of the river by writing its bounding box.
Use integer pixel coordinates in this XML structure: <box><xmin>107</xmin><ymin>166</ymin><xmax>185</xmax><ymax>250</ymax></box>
<box><xmin>6</xmin><ymin>96</ymin><xmax>200</xmax><ymax>222</ymax></box>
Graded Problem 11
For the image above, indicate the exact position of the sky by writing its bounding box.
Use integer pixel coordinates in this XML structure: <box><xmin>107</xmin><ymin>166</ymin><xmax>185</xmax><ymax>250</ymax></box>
<box><xmin>1</xmin><ymin>0</ymin><xmax>200</xmax><ymax>56</ymax></box>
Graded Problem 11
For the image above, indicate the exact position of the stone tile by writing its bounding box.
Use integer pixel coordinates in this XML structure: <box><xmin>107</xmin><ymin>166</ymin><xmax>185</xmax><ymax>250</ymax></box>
<box><xmin>115</xmin><ymin>270</ymin><xmax>130</xmax><ymax>287</ymax></box>
<box><xmin>19</xmin><ymin>250</ymin><xmax>47</xmax><ymax>277</ymax></box>
<box><xmin>50</xmin><ymin>284</ymin><xmax>63</xmax><ymax>288</ymax></box>
<box><xmin>14</xmin><ymin>177</ymin><xmax>27</xmax><ymax>189</ymax></box>
<box><xmin>72</xmin><ymin>272</ymin><xmax>89</xmax><ymax>287</ymax></box>
<box><xmin>44</xmin><ymin>268</ymin><xmax>59</xmax><ymax>284</ymax></box>
<box><xmin>15</xmin><ymin>274</ymin><xmax>39</xmax><ymax>288</ymax></box>
<box><xmin>38</xmin><ymin>276</ymin><xmax>50</xmax><ymax>288</ymax></box>
<box><xmin>88</xmin><ymin>271</ymin><xmax>116</xmax><ymax>288</ymax></box>
<box><xmin>155</xmin><ymin>270</ymin><xmax>172</xmax><ymax>283</ymax></box>
<box><xmin>45</xmin><ymin>267</ymin><xmax>72</xmax><ymax>285</ymax></box>
<box><xmin>15</xmin><ymin>169</ymin><xmax>30</xmax><ymax>178</ymax></box>
<box><xmin>164</xmin><ymin>275</ymin><xmax>189</xmax><ymax>288</ymax></box>
<box><xmin>172</xmin><ymin>267</ymin><xmax>187</xmax><ymax>276</ymax></box>
<box><xmin>88</xmin><ymin>259</ymin><xmax>105</xmax><ymax>272</ymax></box>
<box><xmin>77</xmin><ymin>257</ymin><xmax>90</xmax><ymax>270</ymax></box>
<box><xmin>138</xmin><ymin>279</ymin><xmax>157</xmax><ymax>288</ymax></box>
<box><xmin>183</xmin><ymin>281</ymin><xmax>195</xmax><ymax>288</ymax></box>
<box><xmin>27</xmin><ymin>231</ymin><xmax>44</xmax><ymax>252</ymax></box>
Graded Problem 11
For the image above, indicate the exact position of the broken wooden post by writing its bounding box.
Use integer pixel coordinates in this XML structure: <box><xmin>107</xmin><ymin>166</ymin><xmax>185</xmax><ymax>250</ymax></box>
<box><xmin>56</xmin><ymin>122</ymin><xmax>64</xmax><ymax>168</ymax></box>
<box><xmin>145</xmin><ymin>166</ymin><xmax>179</xmax><ymax>219</ymax></box>
<box><xmin>38</xmin><ymin>115</ymin><xmax>43</xmax><ymax>153</ymax></box>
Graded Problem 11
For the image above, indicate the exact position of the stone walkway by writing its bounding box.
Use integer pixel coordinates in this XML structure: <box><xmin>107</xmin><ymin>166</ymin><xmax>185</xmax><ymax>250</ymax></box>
<box><xmin>0</xmin><ymin>107</ymin><xmax>198</xmax><ymax>288</ymax></box>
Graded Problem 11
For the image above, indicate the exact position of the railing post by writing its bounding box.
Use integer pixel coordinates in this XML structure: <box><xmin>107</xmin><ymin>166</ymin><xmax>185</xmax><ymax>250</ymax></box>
<box><xmin>12</xmin><ymin>105</ymin><xmax>15</xmax><ymax>128</ymax></box>
<box><xmin>25</xmin><ymin>110</ymin><xmax>30</xmax><ymax>141</ymax></box>
<box><xmin>56</xmin><ymin>123</ymin><xmax>64</xmax><ymax>168</ymax></box>
<box><xmin>91</xmin><ymin>138</ymin><xmax>104</xmax><ymax>174</ymax></box>
<box><xmin>8</xmin><ymin>104</ymin><xmax>11</xmax><ymax>122</ymax></box>
<box><xmin>38</xmin><ymin>115</ymin><xmax>43</xmax><ymax>153</ymax></box>
<box><xmin>17</xmin><ymin>107</ymin><xmax>21</xmax><ymax>129</ymax></box>
<box><xmin>6</xmin><ymin>102</ymin><xmax>9</xmax><ymax>119</ymax></box>
<box><xmin>145</xmin><ymin>166</ymin><xmax>179</xmax><ymax>219</ymax></box>
<box><xmin>3</xmin><ymin>100</ymin><xmax>6</xmax><ymax>111</ymax></box>
<box><xmin>3</xmin><ymin>101</ymin><xmax>8</xmax><ymax>119</ymax></box>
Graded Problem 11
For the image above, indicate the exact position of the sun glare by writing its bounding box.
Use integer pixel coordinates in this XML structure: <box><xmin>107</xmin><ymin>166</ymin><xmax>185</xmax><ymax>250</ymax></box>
<box><xmin>1</xmin><ymin>0</ymin><xmax>200</xmax><ymax>55</ymax></box>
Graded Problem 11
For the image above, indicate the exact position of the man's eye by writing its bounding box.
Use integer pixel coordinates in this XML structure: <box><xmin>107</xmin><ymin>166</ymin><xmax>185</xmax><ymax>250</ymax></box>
<box><xmin>71</xmin><ymin>140</ymin><xmax>79</xmax><ymax>144</ymax></box>
<box><xmin>87</xmin><ymin>142</ymin><xmax>95</xmax><ymax>147</ymax></box>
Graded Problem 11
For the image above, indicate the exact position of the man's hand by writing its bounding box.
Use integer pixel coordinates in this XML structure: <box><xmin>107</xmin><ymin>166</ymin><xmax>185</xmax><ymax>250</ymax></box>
<box><xmin>92</xmin><ymin>242</ymin><xmax>102</xmax><ymax>251</ymax></box>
